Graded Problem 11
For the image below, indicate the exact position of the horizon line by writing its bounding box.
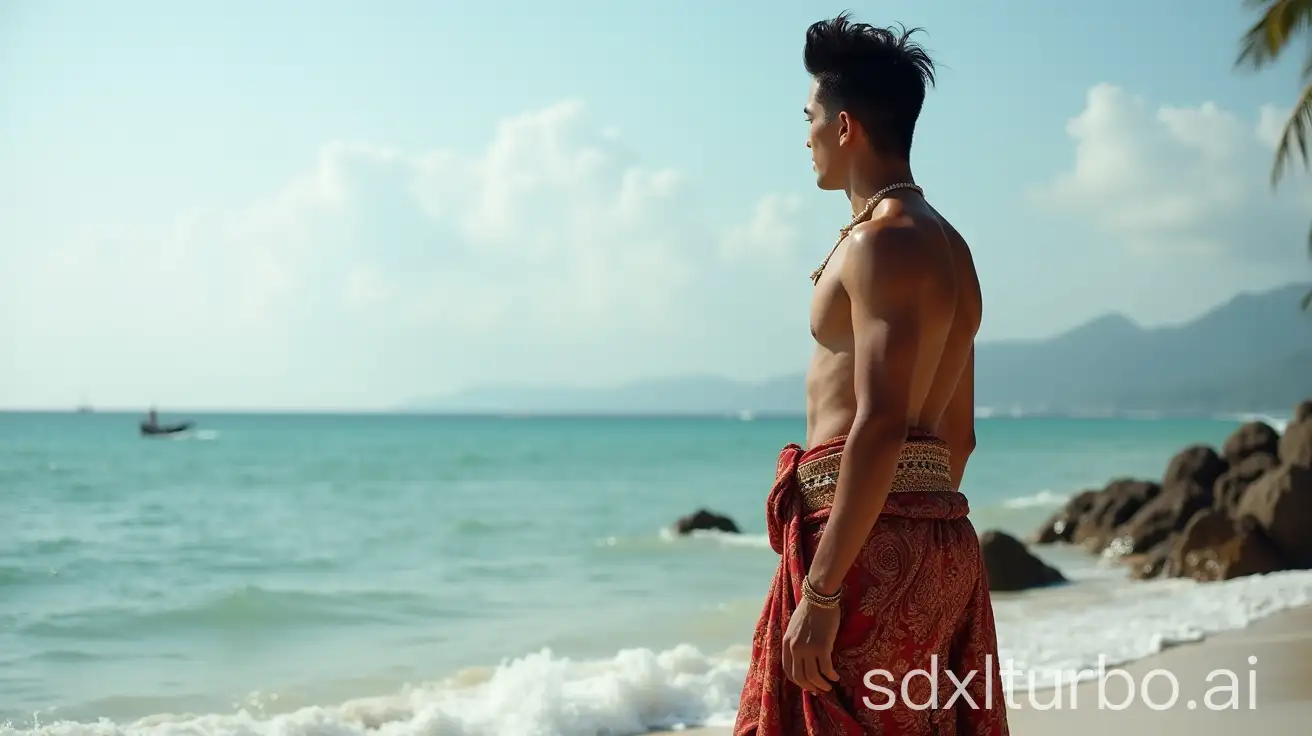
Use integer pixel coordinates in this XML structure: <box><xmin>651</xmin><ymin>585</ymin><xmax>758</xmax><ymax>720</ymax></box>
<box><xmin>0</xmin><ymin>408</ymin><xmax>1293</xmax><ymax>421</ymax></box>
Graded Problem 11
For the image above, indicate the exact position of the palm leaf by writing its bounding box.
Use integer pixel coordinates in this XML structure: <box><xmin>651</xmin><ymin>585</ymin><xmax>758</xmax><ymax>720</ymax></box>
<box><xmin>1236</xmin><ymin>1</ymin><xmax>1312</xmax><ymax>312</ymax></box>
<box><xmin>1269</xmin><ymin>76</ymin><xmax>1312</xmax><ymax>185</ymax></box>
<box><xmin>1236</xmin><ymin>0</ymin><xmax>1312</xmax><ymax>70</ymax></box>
<box><xmin>1237</xmin><ymin>1</ymin><xmax>1312</xmax><ymax>184</ymax></box>
<box><xmin>1305</xmin><ymin>223</ymin><xmax>1312</xmax><ymax>312</ymax></box>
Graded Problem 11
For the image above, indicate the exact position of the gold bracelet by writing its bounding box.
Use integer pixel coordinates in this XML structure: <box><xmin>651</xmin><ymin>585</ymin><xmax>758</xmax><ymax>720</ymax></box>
<box><xmin>801</xmin><ymin>575</ymin><xmax>843</xmax><ymax>609</ymax></box>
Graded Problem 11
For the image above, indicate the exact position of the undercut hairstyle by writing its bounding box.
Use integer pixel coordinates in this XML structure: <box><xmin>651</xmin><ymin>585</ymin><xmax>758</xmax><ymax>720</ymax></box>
<box><xmin>804</xmin><ymin>12</ymin><xmax>936</xmax><ymax>159</ymax></box>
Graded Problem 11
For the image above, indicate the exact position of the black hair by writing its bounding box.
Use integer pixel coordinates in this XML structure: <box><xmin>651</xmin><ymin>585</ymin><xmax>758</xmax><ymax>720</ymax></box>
<box><xmin>804</xmin><ymin>12</ymin><xmax>936</xmax><ymax>158</ymax></box>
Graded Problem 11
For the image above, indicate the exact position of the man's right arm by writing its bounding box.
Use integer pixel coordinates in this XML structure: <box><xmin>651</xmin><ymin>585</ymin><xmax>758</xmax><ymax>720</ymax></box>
<box><xmin>942</xmin><ymin>345</ymin><xmax>975</xmax><ymax>490</ymax></box>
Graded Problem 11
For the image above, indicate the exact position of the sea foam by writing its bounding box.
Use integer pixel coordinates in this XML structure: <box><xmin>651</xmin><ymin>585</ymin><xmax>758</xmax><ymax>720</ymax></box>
<box><xmin>8</xmin><ymin>569</ymin><xmax>1312</xmax><ymax>736</ymax></box>
<box><xmin>5</xmin><ymin>645</ymin><xmax>744</xmax><ymax>736</ymax></box>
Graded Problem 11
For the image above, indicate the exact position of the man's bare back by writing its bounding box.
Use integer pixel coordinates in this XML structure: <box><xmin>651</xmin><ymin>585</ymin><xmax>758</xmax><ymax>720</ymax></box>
<box><xmin>804</xmin><ymin>191</ymin><xmax>981</xmax><ymax>488</ymax></box>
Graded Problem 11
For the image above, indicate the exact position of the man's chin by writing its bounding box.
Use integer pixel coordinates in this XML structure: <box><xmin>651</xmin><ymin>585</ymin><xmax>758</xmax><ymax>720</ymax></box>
<box><xmin>815</xmin><ymin>176</ymin><xmax>841</xmax><ymax>191</ymax></box>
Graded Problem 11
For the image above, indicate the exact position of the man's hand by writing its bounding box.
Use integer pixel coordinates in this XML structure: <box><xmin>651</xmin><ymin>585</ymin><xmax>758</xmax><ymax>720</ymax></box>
<box><xmin>782</xmin><ymin>596</ymin><xmax>841</xmax><ymax>693</ymax></box>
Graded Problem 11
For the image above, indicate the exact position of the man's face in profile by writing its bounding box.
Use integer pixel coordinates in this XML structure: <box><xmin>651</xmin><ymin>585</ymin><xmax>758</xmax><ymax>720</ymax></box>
<box><xmin>805</xmin><ymin>80</ymin><xmax>847</xmax><ymax>191</ymax></box>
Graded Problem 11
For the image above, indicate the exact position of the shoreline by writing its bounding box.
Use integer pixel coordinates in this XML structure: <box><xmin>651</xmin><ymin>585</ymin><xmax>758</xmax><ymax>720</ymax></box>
<box><xmin>662</xmin><ymin>602</ymin><xmax>1312</xmax><ymax>734</ymax></box>
<box><xmin>7</xmin><ymin>410</ymin><xmax>1306</xmax><ymax>735</ymax></box>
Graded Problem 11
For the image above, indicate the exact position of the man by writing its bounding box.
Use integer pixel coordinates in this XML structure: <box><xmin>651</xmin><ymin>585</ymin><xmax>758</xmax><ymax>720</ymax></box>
<box><xmin>733</xmin><ymin>13</ymin><xmax>1009</xmax><ymax>735</ymax></box>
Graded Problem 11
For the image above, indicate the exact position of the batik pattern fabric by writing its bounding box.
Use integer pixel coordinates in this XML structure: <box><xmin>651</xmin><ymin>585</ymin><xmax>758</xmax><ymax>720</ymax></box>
<box><xmin>733</xmin><ymin>431</ymin><xmax>1010</xmax><ymax>735</ymax></box>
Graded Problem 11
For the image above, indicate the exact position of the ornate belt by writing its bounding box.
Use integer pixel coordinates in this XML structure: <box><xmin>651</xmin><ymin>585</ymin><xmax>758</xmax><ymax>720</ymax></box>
<box><xmin>795</xmin><ymin>435</ymin><xmax>954</xmax><ymax>512</ymax></box>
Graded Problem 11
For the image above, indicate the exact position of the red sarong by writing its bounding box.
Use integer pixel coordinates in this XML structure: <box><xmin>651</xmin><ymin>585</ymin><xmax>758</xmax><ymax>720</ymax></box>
<box><xmin>734</xmin><ymin>432</ymin><xmax>1009</xmax><ymax>735</ymax></box>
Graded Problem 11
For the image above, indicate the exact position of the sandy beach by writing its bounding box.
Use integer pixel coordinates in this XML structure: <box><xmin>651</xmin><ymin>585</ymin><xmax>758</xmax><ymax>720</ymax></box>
<box><xmin>665</xmin><ymin>602</ymin><xmax>1312</xmax><ymax>735</ymax></box>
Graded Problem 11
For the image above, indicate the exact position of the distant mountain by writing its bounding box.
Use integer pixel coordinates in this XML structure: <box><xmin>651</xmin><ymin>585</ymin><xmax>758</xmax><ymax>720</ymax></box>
<box><xmin>973</xmin><ymin>282</ymin><xmax>1312</xmax><ymax>414</ymax></box>
<box><xmin>1114</xmin><ymin>347</ymin><xmax>1312</xmax><ymax>415</ymax></box>
<box><xmin>404</xmin><ymin>283</ymin><xmax>1312</xmax><ymax>416</ymax></box>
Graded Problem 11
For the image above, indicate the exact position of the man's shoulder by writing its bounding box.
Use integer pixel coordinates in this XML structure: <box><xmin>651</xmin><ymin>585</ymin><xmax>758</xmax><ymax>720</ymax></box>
<box><xmin>842</xmin><ymin>212</ymin><xmax>941</xmax><ymax>287</ymax></box>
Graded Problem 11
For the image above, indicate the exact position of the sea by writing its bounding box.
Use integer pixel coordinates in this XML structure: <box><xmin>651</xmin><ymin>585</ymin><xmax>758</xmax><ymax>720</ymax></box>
<box><xmin>4</xmin><ymin>411</ymin><xmax>1312</xmax><ymax>735</ymax></box>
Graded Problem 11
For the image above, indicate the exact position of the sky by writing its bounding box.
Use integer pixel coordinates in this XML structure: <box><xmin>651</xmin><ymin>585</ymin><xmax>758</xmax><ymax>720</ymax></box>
<box><xmin>2</xmin><ymin>0</ymin><xmax>1311</xmax><ymax>410</ymax></box>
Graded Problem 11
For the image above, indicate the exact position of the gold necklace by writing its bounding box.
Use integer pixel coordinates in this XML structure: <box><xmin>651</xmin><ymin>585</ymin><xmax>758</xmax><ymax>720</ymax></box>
<box><xmin>809</xmin><ymin>182</ymin><xmax>923</xmax><ymax>284</ymax></box>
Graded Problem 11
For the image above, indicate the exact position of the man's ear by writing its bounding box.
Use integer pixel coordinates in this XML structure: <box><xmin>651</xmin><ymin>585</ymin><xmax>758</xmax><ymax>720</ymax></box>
<box><xmin>837</xmin><ymin>110</ymin><xmax>854</xmax><ymax>147</ymax></box>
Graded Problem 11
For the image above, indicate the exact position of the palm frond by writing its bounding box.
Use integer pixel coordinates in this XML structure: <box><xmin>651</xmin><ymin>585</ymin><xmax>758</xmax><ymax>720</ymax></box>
<box><xmin>1269</xmin><ymin>77</ymin><xmax>1312</xmax><ymax>185</ymax></box>
<box><xmin>1303</xmin><ymin>224</ymin><xmax>1312</xmax><ymax>313</ymax></box>
<box><xmin>1237</xmin><ymin>0</ymin><xmax>1312</xmax><ymax>70</ymax></box>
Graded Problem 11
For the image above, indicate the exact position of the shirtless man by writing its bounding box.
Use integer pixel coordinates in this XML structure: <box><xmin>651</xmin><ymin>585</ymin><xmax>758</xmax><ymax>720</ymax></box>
<box><xmin>734</xmin><ymin>13</ymin><xmax>1007</xmax><ymax>735</ymax></box>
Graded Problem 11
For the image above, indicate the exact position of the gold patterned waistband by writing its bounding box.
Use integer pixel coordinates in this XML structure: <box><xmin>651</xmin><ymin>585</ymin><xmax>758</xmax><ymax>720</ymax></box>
<box><xmin>795</xmin><ymin>435</ymin><xmax>953</xmax><ymax>512</ymax></box>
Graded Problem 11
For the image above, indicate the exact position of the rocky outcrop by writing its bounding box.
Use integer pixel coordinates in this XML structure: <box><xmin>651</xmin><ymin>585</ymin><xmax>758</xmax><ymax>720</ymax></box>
<box><xmin>1213</xmin><ymin>453</ymin><xmax>1278</xmax><ymax>514</ymax></box>
<box><xmin>1168</xmin><ymin>509</ymin><xmax>1287</xmax><ymax>581</ymax></box>
<box><xmin>1129</xmin><ymin>539</ymin><xmax>1177</xmax><ymax>581</ymax></box>
<box><xmin>1102</xmin><ymin>480</ymin><xmax>1211</xmax><ymax>559</ymax></box>
<box><xmin>1162</xmin><ymin>444</ymin><xmax>1229</xmax><ymax>492</ymax></box>
<box><xmin>1071</xmin><ymin>479</ymin><xmax>1160</xmax><ymax>551</ymax></box>
<box><xmin>1031</xmin><ymin>479</ymin><xmax>1161</xmax><ymax>553</ymax></box>
<box><xmin>1295</xmin><ymin>400</ymin><xmax>1312</xmax><ymax>424</ymax></box>
<box><xmin>1221</xmin><ymin>421</ymin><xmax>1281</xmax><ymax>464</ymax></box>
<box><xmin>1235</xmin><ymin>464</ymin><xmax>1312</xmax><ymax>568</ymax></box>
<box><xmin>1031</xmin><ymin>489</ymin><xmax>1100</xmax><ymax>544</ymax></box>
<box><xmin>1094</xmin><ymin>445</ymin><xmax>1227</xmax><ymax>559</ymax></box>
<box><xmin>1030</xmin><ymin>398</ymin><xmax>1312</xmax><ymax>585</ymax></box>
<box><xmin>980</xmin><ymin>530</ymin><xmax>1066</xmax><ymax>592</ymax></box>
<box><xmin>672</xmin><ymin>508</ymin><xmax>740</xmax><ymax>535</ymax></box>
<box><xmin>1279</xmin><ymin>418</ymin><xmax>1312</xmax><ymax>468</ymax></box>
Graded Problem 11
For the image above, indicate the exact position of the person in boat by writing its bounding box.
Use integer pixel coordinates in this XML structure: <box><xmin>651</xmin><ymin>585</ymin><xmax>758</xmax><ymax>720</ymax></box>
<box><xmin>140</xmin><ymin>407</ymin><xmax>192</xmax><ymax>435</ymax></box>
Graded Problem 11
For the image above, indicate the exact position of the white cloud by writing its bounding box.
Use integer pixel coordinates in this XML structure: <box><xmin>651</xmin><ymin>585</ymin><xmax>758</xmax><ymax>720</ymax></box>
<box><xmin>720</xmin><ymin>193</ymin><xmax>805</xmax><ymax>264</ymax></box>
<box><xmin>1034</xmin><ymin>83</ymin><xmax>1312</xmax><ymax>258</ymax></box>
<box><xmin>2</xmin><ymin>101</ymin><xmax>815</xmax><ymax>408</ymax></box>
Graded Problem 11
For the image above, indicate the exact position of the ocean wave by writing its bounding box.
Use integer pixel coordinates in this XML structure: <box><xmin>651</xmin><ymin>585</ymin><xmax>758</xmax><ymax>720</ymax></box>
<box><xmin>449</xmin><ymin>519</ymin><xmax>536</xmax><ymax>536</ymax></box>
<box><xmin>1212</xmin><ymin>412</ymin><xmax>1290</xmax><ymax>434</ymax></box>
<box><xmin>5</xmin><ymin>645</ymin><xmax>744</xmax><ymax>736</ymax></box>
<box><xmin>660</xmin><ymin>528</ymin><xmax>773</xmax><ymax>549</ymax></box>
<box><xmin>7</xmin><ymin>569</ymin><xmax>1312</xmax><ymax>735</ymax></box>
<box><xmin>161</xmin><ymin>429</ymin><xmax>219</xmax><ymax>441</ymax></box>
<box><xmin>999</xmin><ymin>490</ymin><xmax>1070</xmax><ymax>509</ymax></box>
<box><xmin>994</xmin><ymin>569</ymin><xmax>1312</xmax><ymax>687</ymax></box>
<box><xmin>21</xmin><ymin>585</ymin><xmax>420</xmax><ymax>638</ymax></box>
<box><xmin>596</xmin><ymin>528</ymin><xmax>772</xmax><ymax>551</ymax></box>
<box><xmin>0</xmin><ymin>564</ymin><xmax>37</xmax><ymax>589</ymax></box>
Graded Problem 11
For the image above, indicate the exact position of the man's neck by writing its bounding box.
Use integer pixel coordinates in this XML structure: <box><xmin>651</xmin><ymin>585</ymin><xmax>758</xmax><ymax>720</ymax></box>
<box><xmin>845</xmin><ymin>160</ymin><xmax>916</xmax><ymax>217</ymax></box>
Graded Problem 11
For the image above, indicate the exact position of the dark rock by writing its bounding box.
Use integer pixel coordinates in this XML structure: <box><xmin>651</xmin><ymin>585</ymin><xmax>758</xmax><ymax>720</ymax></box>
<box><xmin>980</xmin><ymin>530</ymin><xmax>1067</xmax><ymax>592</ymax></box>
<box><xmin>1071</xmin><ymin>479</ymin><xmax>1161</xmax><ymax>552</ymax></box>
<box><xmin>1104</xmin><ymin>480</ymin><xmax>1212</xmax><ymax>559</ymax></box>
<box><xmin>1129</xmin><ymin>537</ymin><xmax>1176</xmax><ymax>581</ymax></box>
<box><xmin>672</xmin><ymin>508</ymin><xmax>740</xmax><ymax>535</ymax></box>
<box><xmin>1162</xmin><ymin>444</ymin><xmax>1228</xmax><ymax>492</ymax></box>
<box><xmin>1236</xmin><ymin>464</ymin><xmax>1312</xmax><ymax>568</ymax></box>
<box><xmin>1171</xmin><ymin>510</ymin><xmax>1287</xmax><ymax>582</ymax></box>
<box><xmin>1213</xmin><ymin>453</ymin><xmax>1278</xmax><ymax>515</ymax></box>
<box><xmin>1294</xmin><ymin>399</ymin><xmax>1312</xmax><ymax>424</ymax></box>
<box><xmin>1279</xmin><ymin>419</ymin><xmax>1312</xmax><ymax>468</ymax></box>
<box><xmin>1031</xmin><ymin>489</ymin><xmax>1100</xmax><ymax>544</ymax></box>
<box><xmin>1221</xmin><ymin>422</ymin><xmax>1281</xmax><ymax>464</ymax></box>
<box><xmin>1105</xmin><ymin>448</ymin><xmax>1227</xmax><ymax>561</ymax></box>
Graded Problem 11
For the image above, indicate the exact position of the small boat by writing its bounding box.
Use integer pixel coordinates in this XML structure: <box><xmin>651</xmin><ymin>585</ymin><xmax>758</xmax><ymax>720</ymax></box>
<box><xmin>140</xmin><ymin>420</ymin><xmax>194</xmax><ymax>436</ymax></box>
<box><xmin>139</xmin><ymin>407</ymin><xmax>194</xmax><ymax>437</ymax></box>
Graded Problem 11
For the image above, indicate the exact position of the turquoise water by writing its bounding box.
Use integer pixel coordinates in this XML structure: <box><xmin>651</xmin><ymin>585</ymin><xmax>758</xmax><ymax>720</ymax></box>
<box><xmin>4</xmin><ymin>412</ymin><xmax>1310</xmax><ymax>734</ymax></box>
